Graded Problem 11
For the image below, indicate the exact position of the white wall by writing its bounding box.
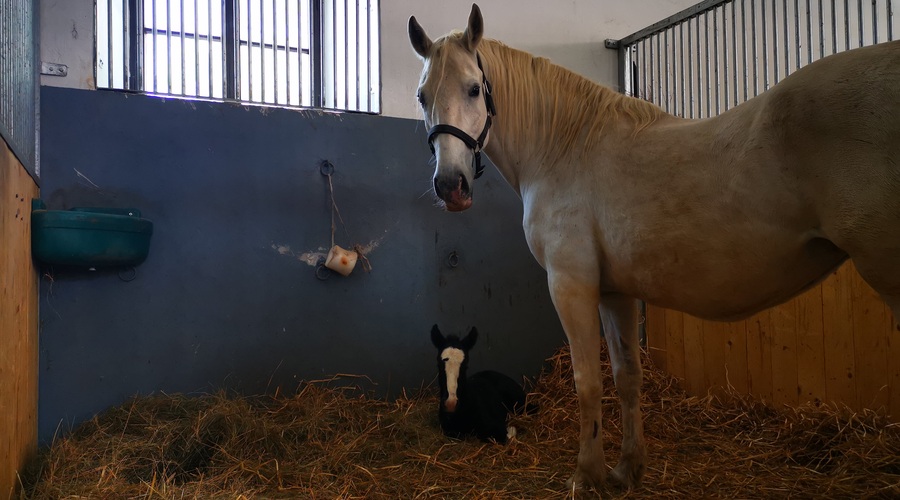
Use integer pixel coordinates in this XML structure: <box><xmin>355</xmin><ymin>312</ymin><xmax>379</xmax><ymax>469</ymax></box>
<box><xmin>39</xmin><ymin>0</ymin><xmax>700</xmax><ymax>119</ymax></box>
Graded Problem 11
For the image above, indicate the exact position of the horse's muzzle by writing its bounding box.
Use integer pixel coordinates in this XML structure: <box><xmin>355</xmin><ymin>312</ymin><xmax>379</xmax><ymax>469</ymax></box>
<box><xmin>434</xmin><ymin>173</ymin><xmax>472</xmax><ymax>212</ymax></box>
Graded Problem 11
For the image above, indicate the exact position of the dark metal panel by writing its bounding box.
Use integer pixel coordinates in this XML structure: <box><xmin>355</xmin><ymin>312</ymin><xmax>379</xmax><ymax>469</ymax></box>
<box><xmin>37</xmin><ymin>86</ymin><xmax>565</xmax><ymax>443</ymax></box>
<box><xmin>0</xmin><ymin>0</ymin><xmax>38</xmax><ymax>178</ymax></box>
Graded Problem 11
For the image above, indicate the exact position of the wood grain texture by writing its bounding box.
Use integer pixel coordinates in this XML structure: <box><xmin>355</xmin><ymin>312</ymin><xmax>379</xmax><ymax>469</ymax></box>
<box><xmin>643</xmin><ymin>262</ymin><xmax>898</xmax><ymax>420</ymax></box>
<box><xmin>0</xmin><ymin>139</ymin><xmax>39</xmax><ymax>500</ymax></box>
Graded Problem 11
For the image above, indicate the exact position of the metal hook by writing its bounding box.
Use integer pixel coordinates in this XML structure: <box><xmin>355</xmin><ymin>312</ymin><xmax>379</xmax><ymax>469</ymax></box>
<box><xmin>447</xmin><ymin>251</ymin><xmax>460</xmax><ymax>268</ymax></box>
<box><xmin>118</xmin><ymin>267</ymin><xmax>137</xmax><ymax>282</ymax></box>
<box><xmin>320</xmin><ymin>160</ymin><xmax>335</xmax><ymax>176</ymax></box>
<box><xmin>316</xmin><ymin>263</ymin><xmax>332</xmax><ymax>281</ymax></box>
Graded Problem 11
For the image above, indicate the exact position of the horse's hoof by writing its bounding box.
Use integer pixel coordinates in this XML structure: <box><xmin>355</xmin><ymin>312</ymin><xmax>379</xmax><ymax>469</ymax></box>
<box><xmin>565</xmin><ymin>467</ymin><xmax>606</xmax><ymax>492</ymax></box>
<box><xmin>610</xmin><ymin>460</ymin><xmax>645</xmax><ymax>489</ymax></box>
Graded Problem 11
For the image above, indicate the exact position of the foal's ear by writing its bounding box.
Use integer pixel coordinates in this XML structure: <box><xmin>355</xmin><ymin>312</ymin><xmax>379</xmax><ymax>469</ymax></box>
<box><xmin>463</xmin><ymin>4</ymin><xmax>484</xmax><ymax>52</ymax></box>
<box><xmin>430</xmin><ymin>324</ymin><xmax>445</xmax><ymax>348</ymax></box>
<box><xmin>408</xmin><ymin>16</ymin><xmax>433</xmax><ymax>59</ymax></box>
<box><xmin>462</xmin><ymin>327</ymin><xmax>478</xmax><ymax>350</ymax></box>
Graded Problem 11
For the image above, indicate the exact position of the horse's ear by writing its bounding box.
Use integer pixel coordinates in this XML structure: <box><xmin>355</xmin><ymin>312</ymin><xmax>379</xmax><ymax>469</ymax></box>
<box><xmin>462</xmin><ymin>327</ymin><xmax>478</xmax><ymax>350</ymax></box>
<box><xmin>431</xmin><ymin>324</ymin><xmax>445</xmax><ymax>348</ymax></box>
<box><xmin>463</xmin><ymin>4</ymin><xmax>484</xmax><ymax>52</ymax></box>
<box><xmin>408</xmin><ymin>16</ymin><xmax>433</xmax><ymax>59</ymax></box>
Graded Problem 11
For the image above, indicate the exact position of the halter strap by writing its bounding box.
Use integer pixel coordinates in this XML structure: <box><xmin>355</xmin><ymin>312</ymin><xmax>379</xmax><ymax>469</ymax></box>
<box><xmin>426</xmin><ymin>52</ymin><xmax>495</xmax><ymax>180</ymax></box>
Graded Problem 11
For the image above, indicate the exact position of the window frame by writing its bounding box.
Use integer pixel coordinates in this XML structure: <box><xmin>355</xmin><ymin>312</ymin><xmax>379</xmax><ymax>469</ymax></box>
<box><xmin>105</xmin><ymin>0</ymin><xmax>380</xmax><ymax>113</ymax></box>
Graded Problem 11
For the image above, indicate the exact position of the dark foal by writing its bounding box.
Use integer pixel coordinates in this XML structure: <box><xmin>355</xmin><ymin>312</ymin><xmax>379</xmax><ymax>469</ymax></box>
<box><xmin>430</xmin><ymin>324</ymin><xmax>530</xmax><ymax>444</ymax></box>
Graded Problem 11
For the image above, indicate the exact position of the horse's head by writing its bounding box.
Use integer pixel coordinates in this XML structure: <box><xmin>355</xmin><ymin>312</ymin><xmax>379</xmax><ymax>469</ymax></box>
<box><xmin>409</xmin><ymin>4</ymin><xmax>494</xmax><ymax>212</ymax></box>
<box><xmin>430</xmin><ymin>324</ymin><xmax>478</xmax><ymax>413</ymax></box>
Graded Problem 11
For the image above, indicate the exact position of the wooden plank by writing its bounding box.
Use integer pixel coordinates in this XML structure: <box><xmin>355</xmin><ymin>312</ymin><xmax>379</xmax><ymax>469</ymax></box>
<box><xmin>796</xmin><ymin>283</ymin><xmax>826</xmax><ymax>404</ymax></box>
<box><xmin>681</xmin><ymin>313</ymin><xmax>706</xmax><ymax>396</ymax></box>
<box><xmin>746</xmin><ymin>309</ymin><xmax>773</xmax><ymax>402</ymax></box>
<box><xmin>770</xmin><ymin>298</ymin><xmax>799</xmax><ymax>407</ymax></box>
<box><xmin>821</xmin><ymin>263</ymin><xmax>858</xmax><ymax>410</ymax></box>
<box><xmin>701</xmin><ymin>318</ymin><xmax>728</xmax><ymax>397</ymax></box>
<box><xmin>0</xmin><ymin>139</ymin><xmax>39</xmax><ymax>500</ymax></box>
<box><xmin>888</xmin><ymin>303</ymin><xmax>900</xmax><ymax>420</ymax></box>
<box><xmin>723</xmin><ymin>319</ymin><xmax>749</xmax><ymax>394</ymax></box>
<box><xmin>645</xmin><ymin>304</ymin><xmax>667</xmax><ymax>371</ymax></box>
<box><xmin>664</xmin><ymin>308</ymin><xmax>686</xmax><ymax>382</ymax></box>
<box><xmin>851</xmin><ymin>269</ymin><xmax>889</xmax><ymax>412</ymax></box>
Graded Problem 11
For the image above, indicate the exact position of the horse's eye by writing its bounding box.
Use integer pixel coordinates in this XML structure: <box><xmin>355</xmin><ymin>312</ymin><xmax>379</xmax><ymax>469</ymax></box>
<box><xmin>469</xmin><ymin>85</ymin><xmax>480</xmax><ymax>98</ymax></box>
<box><xmin>417</xmin><ymin>92</ymin><xmax>427</xmax><ymax>107</ymax></box>
<box><xmin>442</xmin><ymin>357</ymin><xmax>449</xmax><ymax>362</ymax></box>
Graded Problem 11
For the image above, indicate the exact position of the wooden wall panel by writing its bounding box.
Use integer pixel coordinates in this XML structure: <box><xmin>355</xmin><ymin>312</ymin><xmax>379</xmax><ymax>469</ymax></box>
<box><xmin>0</xmin><ymin>139</ymin><xmax>39</xmax><ymax>500</ymax></box>
<box><xmin>645</xmin><ymin>262</ymin><xmax>898</xmax><ymax>419</ymax></box>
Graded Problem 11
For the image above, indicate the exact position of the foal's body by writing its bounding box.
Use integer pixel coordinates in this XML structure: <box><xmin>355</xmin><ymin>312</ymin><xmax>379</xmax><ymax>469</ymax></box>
<box><xmin>410</xmin><ymin>4</ymin><xmax>900</xmax><ymax>492</ymax></box>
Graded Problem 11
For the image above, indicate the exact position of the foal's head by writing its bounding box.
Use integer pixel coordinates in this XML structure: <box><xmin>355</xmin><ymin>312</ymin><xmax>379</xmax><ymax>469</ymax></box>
<box><xmin>430</xmin><ymin>324</ymin><xmax>478</xmax><ymax>413</ymax></box>
<box><xmin>408</xmin><ymin>4</ymin><xmax>493</xmax><ymax>212</ymax></box>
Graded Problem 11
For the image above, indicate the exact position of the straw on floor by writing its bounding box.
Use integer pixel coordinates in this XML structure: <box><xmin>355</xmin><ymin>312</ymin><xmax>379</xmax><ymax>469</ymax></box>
<box><xmin>21</xmin><ymin>344</ymin><xmax>900</xmax><ymax>499</ymax></box>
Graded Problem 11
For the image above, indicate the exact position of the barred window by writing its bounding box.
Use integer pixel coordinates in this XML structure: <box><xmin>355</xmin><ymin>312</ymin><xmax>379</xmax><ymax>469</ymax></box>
<box><xmin>96</xmin><ymin>0</ymin><xmax>380</xmax><ymax>113</ymax></box>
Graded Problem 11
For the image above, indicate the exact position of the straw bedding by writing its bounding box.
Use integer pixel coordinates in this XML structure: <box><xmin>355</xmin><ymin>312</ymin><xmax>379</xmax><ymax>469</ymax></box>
<box><xmin>21</xmin><ymin>345</ymin><xmax>900</xmax><ymax>499</ymax></box>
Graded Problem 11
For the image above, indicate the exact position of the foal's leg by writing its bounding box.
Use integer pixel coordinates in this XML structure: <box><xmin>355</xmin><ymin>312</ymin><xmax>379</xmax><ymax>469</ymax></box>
<box><xmin>600</xmin><ymin>293</ymin><xmax>646</xmax><ymax>488</ymax></box>
<box><xmin>547</xmin><ymin>271</ymin><xmax>607</xmax><ymax>490</ymax></box>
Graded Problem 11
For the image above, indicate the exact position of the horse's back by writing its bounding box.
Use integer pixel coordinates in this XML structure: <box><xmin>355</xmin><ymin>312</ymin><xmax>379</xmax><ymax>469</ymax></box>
<box><xmin>469</xmin><ymin>370</ymin><xmax>527</xmax><ymax>413</ymax></box>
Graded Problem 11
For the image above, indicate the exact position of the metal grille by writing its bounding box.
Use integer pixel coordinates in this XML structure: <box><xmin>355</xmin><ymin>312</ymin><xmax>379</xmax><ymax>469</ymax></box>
<box><xmin>0</xmin><ymin>0</ymin><xmax>38</xmax><ymax>176</ymax></box>
<box><xmin>96</xmin><ymin>0</ymin><xmax>380</xmax><ymax>113</ymax></box>
<box><xmin>618</xmin><ymin>0</ymin><xmax>898</xmax><ymax>118</ymax></box>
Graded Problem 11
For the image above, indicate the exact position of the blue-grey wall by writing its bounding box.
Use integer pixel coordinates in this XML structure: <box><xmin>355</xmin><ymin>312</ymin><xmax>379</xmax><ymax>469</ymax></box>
<box><xmin>37</xmin><ymin>87</ymin><xmax>565</xmax><ymax>442</ymax></box>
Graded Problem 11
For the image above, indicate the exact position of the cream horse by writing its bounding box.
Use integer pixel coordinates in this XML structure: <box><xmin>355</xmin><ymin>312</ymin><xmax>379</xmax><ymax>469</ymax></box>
<box><xmin>409</xmin><ymin>3</ymin><xmax>900</xmax><ymax>491</ymax></box>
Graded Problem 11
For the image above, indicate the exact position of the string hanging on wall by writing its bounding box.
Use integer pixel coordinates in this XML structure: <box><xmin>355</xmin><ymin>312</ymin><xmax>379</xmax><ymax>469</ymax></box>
<box><xmin>319</xmin><ymin>160</ymin><xmax>372</xmax><ymax>278</ymax></box>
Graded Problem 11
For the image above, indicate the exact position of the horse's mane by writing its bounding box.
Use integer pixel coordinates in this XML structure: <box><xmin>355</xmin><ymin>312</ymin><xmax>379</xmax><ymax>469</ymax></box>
<box><xmin>457</xmin><ymin>36</ymin><xmax>666</xmax><ymax>163</ymax></box>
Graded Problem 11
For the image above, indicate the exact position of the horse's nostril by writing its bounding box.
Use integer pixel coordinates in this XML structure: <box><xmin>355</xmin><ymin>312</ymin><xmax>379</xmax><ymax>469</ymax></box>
<box><xmin>458</xmin><ymin>174</ymin><xmax>470</xmax><ymax>196</ymax></box>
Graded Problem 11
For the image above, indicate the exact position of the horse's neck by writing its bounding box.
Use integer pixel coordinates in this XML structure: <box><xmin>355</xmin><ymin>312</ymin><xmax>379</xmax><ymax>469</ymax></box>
<box><xmin>480</xmin><ymin>41</ymin><xmax>666</xmax><ymax>189</ymax></box>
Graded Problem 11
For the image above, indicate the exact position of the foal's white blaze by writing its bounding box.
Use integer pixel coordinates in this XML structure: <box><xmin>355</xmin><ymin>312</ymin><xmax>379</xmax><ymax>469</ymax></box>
<box><xmin>440</xmin><ymin>347</ymin><xmax>465</xmax><ymax>412</ymax></box>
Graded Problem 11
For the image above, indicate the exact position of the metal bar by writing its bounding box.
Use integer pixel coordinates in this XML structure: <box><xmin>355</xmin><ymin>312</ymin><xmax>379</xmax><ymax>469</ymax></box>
<box><xmin>772</xmin><ymin>0</ymin><xmax>779</xmax><ymax>84</ymax></box>
<box><xmin>152</xmin><ymin>0</ymin><xmax>157</xmax><ymax>92</ymax></box>
<box><xmin>367</xmin><ymin>0</ymin><xmax>372</xmax><ymax>110</ymax></box>
<box><xmin>128</xmin><ymin>0</ymin><xmax>142</xmax><ymax>91</ymax></box>
<box><xmin>194</xmin><ymin>0</ymin><xmax>199</xmax><ymax>95</ymax></box>
<box><xmin>831</xmin><ymin>0</ymin><xmax>837</xmax><ymax>54</ymax></box>
<box><xmin>656</xmin><ymin>32</ymin><xmax>662</xmax><ymax>105</ymax></box>
<box><xmin>873</xmin><ymin>0</ymin><xmax>879</xmax><ymax>43</ymax></box>
<box><xmin>680</xmin><ymin>22</ymin><xmax>686</xmax><ymax>116</ymax></box>
<box><xmin>208</xmin><ymin>0</ymin><xmax>213</xmax><ymax>96</ymax></box>
<box><xmin>688</xmin><ymin>21</ymin><xmax>694</xmax><ymax>118</ymax></box>
<box><xmin>742</xmin><ymin>0</ymin><xmax>749</xmax><ymax>102</ymax></box>
<box><xmin>620</xmin><ymin>0</ymin><xmax>732</xmax><ymax>46</ymax></box>
<box><xmin>732</xmin><ymin>1</ymin><xmax>738</xmax><ymax>106</ymax></box>
<box><xmin>762</xmin><ymin>0</ymin><xmax>769</xmax><ymax>89</ymax></box>
<box><xmin>714</xmin><ymin>8</ymin><xmax>720</xmax><ymax>115</ymax></box>
<box><xmin>167</xmin><ymin>0</ymin><xmax>172</xmax><ymax>92</ymax></box>
<box><xmin>344</xmin><ymin>0</ymin><xmax>349</xmax><ymax>109</ymax></box>
<box><xmin>818</xmin><ymin>0</ymin><xmax>824</xmax><ymax>58</ymax></box>
<box><xmin>888</xmin><ymin>0</ymin><xmax>894</xmax><ymax>41</ymax></box>
<box><xmin>356</xmin><ymin>0</ymin><xmax>361</xmax><ymax>110</ymax></box>
<box><xmin>299</xmin><ymin>0</ymin><xmax>304</xmax><ymax>105</ymax></box>
<box><xmin>697</xmin><ymin>15</ymin><xmax>704</xmax><ymax>117</ymax></box>
<box><xmin>224</xmin><ymin>0</ymin><xmax>236</xmax><ymax>99</ymax></box>
<box><xmin>260</xmin><ymin>0</ymin><xmax>265</xmax><ymax>102</ymax></box>
<box><xmin>246</xmin><ymin>0</ymin><xmax>252</xmax><ymax>99</ymax></box>
<box><xmin>180</xmin><ymin>0</ymin><xmax>185</xmax><ymax>93</ymax></box>
<box><xmin>273</xmin><ymin>0</ymin><xmax>278</xmax><ymax>103</ymax></box>
<box><xmin>284</xmin><ymin>0</ymin><xmax>290</xmax><ymax>104</ymax></box>
<box><xmin>802</xmin><ymin>0</ymin><xmax>808</xmax><ymax>67</ymax></box>
<box><xmin>108</xmin><ymin>0</ymin><xmax>114</xmax><ymax>86</ymax></box>
<box><xmin>664</xmin><ymin>29</ymin><xmax>669</xmax><ymax>112</ymax></box>
<box><xmin>333</xmin><ymin>0</ymin><xmax>338</xmax><ymax>108</ymax></box>
<box><xmin>885</xmin><ymin>0</ymin><xmax>894</xmax><ymax>41</ymax></box>
<box><xmin>705</xmin><ymin>11</ymin><xmax>711</xmax><ymax>116</ymax></box>
<box><xmin>782</xmin><ymin>0</ymin><xmax>788</xmax><ymax>78</ymax></box>
<box><xmin>858</xmin><ymin>0</ymin><xmax>864</xmax><ymax>47</ymax></box>
<box><xmin>722</xmin><ymin>6</ymin><xmax>729</xmax><ymax>111</ymax></box>
<box><xmin>752</xmin><ymin>0</ymin><xmax>758</xmax><ymax>96</ymax></box>
<box><xmin>845</xmin><ymin>0</ymin><xmax>850</xmax><ymax>50</ymax></box>
<box><xmin>312</xmin><ymin>0</ymin><xmax>323</xmax><ymax>107</ymax></box>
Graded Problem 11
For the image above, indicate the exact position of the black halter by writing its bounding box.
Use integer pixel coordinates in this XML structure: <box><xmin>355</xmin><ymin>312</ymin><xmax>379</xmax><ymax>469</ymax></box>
<box><xmin>427</xmin><ymin>53</ymin><xmax>496</xmax><ymax>180</ymax></box>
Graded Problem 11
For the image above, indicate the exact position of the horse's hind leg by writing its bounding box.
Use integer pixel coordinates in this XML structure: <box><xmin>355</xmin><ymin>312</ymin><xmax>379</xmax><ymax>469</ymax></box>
<box><xmin>600</xmin><ymin>293</ymin><xmax>646</xmax><ymax>488</ymax></box>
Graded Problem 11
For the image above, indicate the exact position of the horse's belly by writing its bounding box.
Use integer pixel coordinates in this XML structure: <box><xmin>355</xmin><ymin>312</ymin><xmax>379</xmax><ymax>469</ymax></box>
<box><xmin>608</xmin><ymin>236</ymin><xmax>848</xmax><ymax>321</ymax></box>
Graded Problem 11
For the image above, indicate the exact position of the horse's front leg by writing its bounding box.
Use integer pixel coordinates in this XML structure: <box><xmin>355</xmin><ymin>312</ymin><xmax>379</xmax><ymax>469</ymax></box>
<box><xmin>547</xmin><ymin>271</ymin><xmax>607</xmax><ymax>490</ymax></box>
<box><xmin>600</xmin><ymin>293</ymin><xmax>646</xmax><ymax>488</ymax></box>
